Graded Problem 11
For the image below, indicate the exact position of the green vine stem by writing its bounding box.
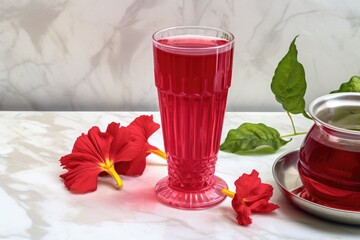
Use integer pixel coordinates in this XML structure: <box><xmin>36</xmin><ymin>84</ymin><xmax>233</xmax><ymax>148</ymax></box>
<box><xmin>280</xmin><ymin>131</ymin><xmax>307</xmax><ymax>138</ymax></box>
<box><xmin>286</xmin><ymin>111</ymin><xmax>297</xmax><ymax>135</ymax></box>
<box><xmin>280</xmin><ymin>111</ymin><xmax>308</xmax><ymax>138</ymax></box>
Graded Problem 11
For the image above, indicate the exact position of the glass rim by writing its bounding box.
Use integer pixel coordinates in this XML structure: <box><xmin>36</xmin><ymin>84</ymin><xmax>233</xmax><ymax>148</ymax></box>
<box><xmin>152</xmin><ymin>26</ymin><xmax>235</xmax><ymax>51</ymax></box>
<box><xmin>309</xmin><ymin>92</ymin><xmax>360</xmax><ymax>135</ymax></box>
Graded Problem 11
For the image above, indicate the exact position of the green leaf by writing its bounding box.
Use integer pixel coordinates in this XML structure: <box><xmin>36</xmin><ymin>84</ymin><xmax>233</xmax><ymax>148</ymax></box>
<box><xmin>331</xmin><ymin>76</ymin><xmax>360</xmax><ymax>93</ymax></box>
<box><xmin>271</xmin><ymin>36</ymin><xmax>310</xmax><ymax>119</ymax></box>
<box><xmin>220</xmin><ymin>123</ymin><xmax>291</xmax><ymax>154</ymax></box>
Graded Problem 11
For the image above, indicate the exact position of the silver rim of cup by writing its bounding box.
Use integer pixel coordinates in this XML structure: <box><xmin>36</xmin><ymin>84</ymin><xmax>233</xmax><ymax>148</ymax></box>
<box><xmin>308</xmin><ymin>92</ymin><xmax>360</xmax><ymax>135</ymax></box>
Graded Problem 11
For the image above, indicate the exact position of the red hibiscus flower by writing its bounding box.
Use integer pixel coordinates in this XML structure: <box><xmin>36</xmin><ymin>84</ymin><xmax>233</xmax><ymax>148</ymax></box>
<box><xmin>59</xmin><ymin>115</ymin><xmax>166</xmax><ymax>194</ymax></box>
<box><xmin>60</xmin><ymin>122</ymin><xmax>141</xmax><ymax>193</ymax></box>
<box><xmin>115</xmin><ymin>115</ymin><xmax>166</xmax><ymax>176</ymax></box>
<box><xmin>222</xmin><ymin>170</ymin><xmax>279</xmax><ymax>226</ymax></box>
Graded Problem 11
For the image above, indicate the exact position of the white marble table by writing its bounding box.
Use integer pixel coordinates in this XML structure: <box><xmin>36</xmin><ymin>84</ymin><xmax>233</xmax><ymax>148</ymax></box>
<box><xmin>1</xmin><ymin>111</ymin><xmax>359</xmax><ymax>240</ymax></box>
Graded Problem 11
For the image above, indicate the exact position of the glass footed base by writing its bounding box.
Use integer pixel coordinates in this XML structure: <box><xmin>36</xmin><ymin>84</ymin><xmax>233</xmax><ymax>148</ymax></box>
<box><xmin>155</xmin><ymin>176</ymin><xmax>228</xmax><ymax>210</ymax></box>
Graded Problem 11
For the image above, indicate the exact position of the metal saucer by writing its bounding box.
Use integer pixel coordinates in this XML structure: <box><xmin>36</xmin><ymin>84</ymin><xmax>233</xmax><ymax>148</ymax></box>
<box><xmin>272</xmin><ymin>149</ymin><xmax>360</xmax><ymax>225</ymax></box>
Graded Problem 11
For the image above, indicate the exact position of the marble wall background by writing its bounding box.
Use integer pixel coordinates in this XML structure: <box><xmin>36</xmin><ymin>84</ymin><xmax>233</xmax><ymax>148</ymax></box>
<box><xmin>0</xmin><ymin>0</ymin><xmax>359</xmax><ymax>111</ymax></box>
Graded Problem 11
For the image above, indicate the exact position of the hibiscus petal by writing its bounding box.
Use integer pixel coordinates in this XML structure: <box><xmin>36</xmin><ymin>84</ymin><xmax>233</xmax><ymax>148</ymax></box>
<box><xmin>234</xmin><ymin>169</ymin><xmax>261</xmax><ymax>199</ymax></box>
<box><xmin>115</xmin><ymin>152</ymin><xmax>147</xmax><ymax>176</ymax></box>
<box><xmin>249</xmin><ymin>199</ymin><xmax>279</xmax><ymax>213</ymax></box>
<box><xmin>60</xmin><ymin>163</ymin><xmax>101</xmax><ymax>193</ymax></box>
<box><xmin>234</xmin><ymin>204</ymin><xmax>252</xmax><ymax>226</ymax></box>
<box><xmin>60</xmin><ymin>152</ymin><xmax>101</xmax><ymax>170</ymax></box>
<box><xmin>114</xmin><ymin>115</ymin><xmax>161</xmax><ymax>176</ymax></box>
<box><xmin>244</xmin><ymin>183</ymin><xmax>274</xmax><ymax>204</ymax></box>
<box><xmin>106</xmin><ymin>122</ymin><xmax>141</xmax><ymax>163</ymax></box>
<box><xmin>128</xmin><ymin>115</ymin><xmax>160</xmax><ymax>140</ymax></box>
<box><xmin>60</xmin><ymin>125</ymin><xmax>119</xmax><ymax>192</ymax></box>
<box><xmin>231</xmin><ymin>194</ymin><xmax>244</xmax><ymax>211</ymax></box>
<box><xmin>72</xmin><ymin>126</ymin><xmax>112</xmax><ymax>161</ymax></box>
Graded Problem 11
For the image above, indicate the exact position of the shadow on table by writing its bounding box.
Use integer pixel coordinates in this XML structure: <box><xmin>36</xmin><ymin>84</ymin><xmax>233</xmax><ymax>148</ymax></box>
<box><xmin>277</xmin><ymin>196</ymin><xmax>360</xmax><ymax>236</ymax></box>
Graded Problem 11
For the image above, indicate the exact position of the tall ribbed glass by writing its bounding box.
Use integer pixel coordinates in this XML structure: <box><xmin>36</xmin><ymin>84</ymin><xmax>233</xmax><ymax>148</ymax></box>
<box><xmin>152</xmin><ymin>26</ymin><xmax>234</xmax><ymax>209</ymax></box>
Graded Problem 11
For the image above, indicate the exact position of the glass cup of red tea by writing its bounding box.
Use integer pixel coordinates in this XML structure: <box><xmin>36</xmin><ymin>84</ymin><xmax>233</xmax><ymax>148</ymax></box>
<box><xmin>152</xmin><ymin>26</ymin><xmax>234</xmax><ymax>209</ymax></box>
<box><xmin>298</xmin><ymin>93</ymin><xmax>360</xmax><ymax>211</ymax></box>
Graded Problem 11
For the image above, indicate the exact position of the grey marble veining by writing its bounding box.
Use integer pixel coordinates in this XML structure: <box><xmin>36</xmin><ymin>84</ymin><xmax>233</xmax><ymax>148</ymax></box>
<box><xmin>0</xmin><ymin>0</ymin><xmax>360</xmax><ymax>111</ymax></box>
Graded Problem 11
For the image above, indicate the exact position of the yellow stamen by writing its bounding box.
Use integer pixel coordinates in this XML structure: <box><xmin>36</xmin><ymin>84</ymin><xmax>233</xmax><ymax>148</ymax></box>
<box><xmin>221</xmin><ymin>188</ymin><xmax>236</xmax><ymax>198</ymax></box>
<box><xmin>147</xmin><ymin>149</ymin><xmax>167</xmax><ymax>160</ymax></box>
<box><xmin>99</xmin><ymin>159</ymin><xmax>123</xmax><ymax>188</ymax></box>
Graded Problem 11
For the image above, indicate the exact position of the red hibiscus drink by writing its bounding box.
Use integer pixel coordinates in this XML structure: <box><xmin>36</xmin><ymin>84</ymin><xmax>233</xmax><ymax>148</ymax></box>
<box><xmin>152</xmin><ymin>26</ymin><xmax>234</xmax><ymax>209</ymax></box>
<box><xmin>298</xmin><ymin>93</ymin><xmax>360</xmax><ymax>211</ymax></box>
